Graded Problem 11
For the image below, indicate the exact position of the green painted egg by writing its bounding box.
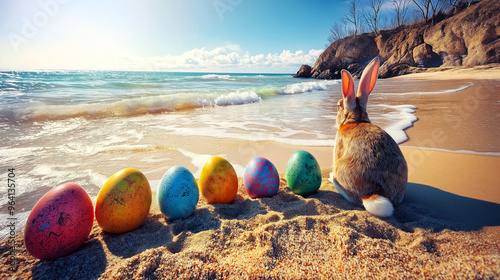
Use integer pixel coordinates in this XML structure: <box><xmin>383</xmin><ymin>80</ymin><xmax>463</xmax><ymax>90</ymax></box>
<box><xmin>286</xmin><ymin>150</ymin><xmax>322</xmax><ymax>196</ymax></box>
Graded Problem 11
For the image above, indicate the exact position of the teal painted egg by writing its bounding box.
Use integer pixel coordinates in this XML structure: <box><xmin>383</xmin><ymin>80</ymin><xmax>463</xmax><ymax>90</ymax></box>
<box><xmin>286</xmin><ymin>150</ymin><xmax>322</xmax><ymax>196</ymax></box>
<box><xmin>157</xmin><ymin>166</ymin><xmax>199</xmax><ymax>220</ymax></box>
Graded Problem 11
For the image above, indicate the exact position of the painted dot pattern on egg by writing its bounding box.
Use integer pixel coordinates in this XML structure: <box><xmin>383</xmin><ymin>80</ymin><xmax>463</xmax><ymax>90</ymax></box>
<box><xmin>244</xmin><ymin>157</ymin><xmax>280</xmax><ymax>198</ymax></box>
<box><xmin>157</xmin><ymin>166</ymin><xmax>199</xmax><ymax>220</ymax></box>
<box><xmin>95</xmin><ymin>168</ymin><xmax>152</xmax><ymax>234</ymax></box>
<box><xmin>199</xmin><ymin>156</ymin><xmax>238</xmax><ymax>204</ymax></box>
<box><xmin>286</xmin><ymin>150</ymin><xmax>322</xmax><ymax>196</ymax></box>
<box><xmin>24</xmin><ymin>183</ymin><xmax>94</xmax><ymax>260</ymax></box>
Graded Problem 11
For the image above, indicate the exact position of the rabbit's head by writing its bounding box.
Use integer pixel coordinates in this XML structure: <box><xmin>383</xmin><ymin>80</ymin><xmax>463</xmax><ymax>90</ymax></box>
<box><xmin>336</xmin><ymin>57</ymin><xmax>380</xmax><ymax>128</ymax></box>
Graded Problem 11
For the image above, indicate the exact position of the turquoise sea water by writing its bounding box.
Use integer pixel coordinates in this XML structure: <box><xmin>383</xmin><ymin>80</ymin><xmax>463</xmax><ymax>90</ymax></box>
<box><xmin>0</xmin><ymin>71</ymin><xmax>336</xmax><ymax>121</ymax></box>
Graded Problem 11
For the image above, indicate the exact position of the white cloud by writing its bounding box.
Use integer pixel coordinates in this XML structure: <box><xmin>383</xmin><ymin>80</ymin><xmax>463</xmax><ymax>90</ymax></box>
<box><xmin>128</xmin><ymin>45</ymin><xmax>323</xmax><ymax>73</ymax></box>
<box><xmin>1</xmin><ymin>42</ymin><xmax>323</xmax><ymax>73</ymax></box>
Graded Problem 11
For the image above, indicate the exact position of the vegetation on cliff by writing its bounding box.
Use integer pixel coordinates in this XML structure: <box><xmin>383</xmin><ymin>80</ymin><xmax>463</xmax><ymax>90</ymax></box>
<box><xmin>295</xmin><ymin>0</ymin><xmax>499</xmax><ymax>79</ymax></box>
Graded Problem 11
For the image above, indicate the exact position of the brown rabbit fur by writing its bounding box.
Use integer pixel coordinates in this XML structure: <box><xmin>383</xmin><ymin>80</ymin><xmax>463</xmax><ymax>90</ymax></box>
<box><xmin>333</xmin><ymin>57</ymin><xmax>407</xmax><ymax>216</ymax></box>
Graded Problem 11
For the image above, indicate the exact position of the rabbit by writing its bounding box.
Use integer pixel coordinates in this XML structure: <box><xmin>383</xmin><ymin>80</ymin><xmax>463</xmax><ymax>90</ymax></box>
<box><xmin>332</xmin><ymin>57</ymin><xmax>407</xmax><ymax>217</ymax></box>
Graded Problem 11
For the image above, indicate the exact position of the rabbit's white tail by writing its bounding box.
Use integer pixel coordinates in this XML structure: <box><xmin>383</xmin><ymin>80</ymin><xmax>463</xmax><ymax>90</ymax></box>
<box><xmin>362</xmin><ymin>194</ymin><xmax>394</xmax><ymax>217</ymax></box>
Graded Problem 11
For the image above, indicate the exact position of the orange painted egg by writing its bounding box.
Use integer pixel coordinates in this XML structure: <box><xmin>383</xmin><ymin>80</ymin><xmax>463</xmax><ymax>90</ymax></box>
<box><xmin>24</xmin><ymin>183</ymin><xmax>94</xmax><ymax>260</ymax></box>
<box><xmin>199</xmin><ymin>156</ymin><xmax>238</xmax><ymax>204</ymax></box>
<box><xmin>95</xmin><ymin>168</ymin><xmax>151</xmax><ymax>234</ymax></box>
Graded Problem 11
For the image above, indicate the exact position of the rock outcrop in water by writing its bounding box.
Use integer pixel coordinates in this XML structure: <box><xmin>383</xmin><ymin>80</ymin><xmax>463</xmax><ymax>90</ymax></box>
<box><xmin>296</xmin><ymin>0</ymin><xmax>500</xmax><ymax>79</ymax></box>
<box><xmin>294</xmin><ymin>64</ymin><xmax>313</xmax><ymax>78</ymax></box>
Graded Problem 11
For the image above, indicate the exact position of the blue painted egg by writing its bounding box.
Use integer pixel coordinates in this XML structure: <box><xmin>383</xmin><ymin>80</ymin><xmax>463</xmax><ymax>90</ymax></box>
<box><xmin>157</xmin><ymin>166</ymin><xmax>199</xmax><ymax>220</ymax></box>
<box><xmin>286</xmin><ymin>150</ymin><xmax>322</xmax><ymax>196</ymax></box>
<box><xmin>244</xmin><ymin>157</ymin><xmax>280</xmax><ymax>198</ymax></box>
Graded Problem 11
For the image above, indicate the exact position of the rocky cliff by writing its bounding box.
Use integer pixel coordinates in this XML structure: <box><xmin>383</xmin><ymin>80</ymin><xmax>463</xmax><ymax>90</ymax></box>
<box><xmin>295</xmin><ymin>0</ymin><xmax>499</xmax><ymax>79</ymax></box>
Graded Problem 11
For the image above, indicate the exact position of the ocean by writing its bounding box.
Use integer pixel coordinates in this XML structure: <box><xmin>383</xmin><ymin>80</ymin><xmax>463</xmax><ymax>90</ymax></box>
<box><xmin>0</xmin><ymin>70</ymin><xmax>494</xmax><ymax>240</ymax></box>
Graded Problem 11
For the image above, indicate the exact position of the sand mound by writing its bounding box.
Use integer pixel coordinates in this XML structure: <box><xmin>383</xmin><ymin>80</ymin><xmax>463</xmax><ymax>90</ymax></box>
<box><xmin>1</xmin><ymin>176</ymin><xmax>499</xmax><ymax>279</ymax></box>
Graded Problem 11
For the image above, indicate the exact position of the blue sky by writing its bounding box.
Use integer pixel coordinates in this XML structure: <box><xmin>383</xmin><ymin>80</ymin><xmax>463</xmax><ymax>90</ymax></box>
<box><xmin>0</xmin><ymin>0</ymin><xmax>350</xmax><ymax>73</ymax></box>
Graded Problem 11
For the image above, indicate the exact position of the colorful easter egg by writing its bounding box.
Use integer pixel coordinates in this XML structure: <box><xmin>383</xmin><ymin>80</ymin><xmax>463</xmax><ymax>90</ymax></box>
<box><xmin>95</xmin><ymin>168</ymin><xmax>151</xmax><ymax>234</ymax></box>
<box><xmin>244</xmin><ymin>157</ymin><xmax>280</xmax><ymax>198</ymax></box>
<box><xmin>199</xmin><ymin>156</ymin><xmax>238</xmax><ymax>204</ymax></box>
<box><xmin>24</xmin><ymin>183</ymin><xmax>94</xmax><ymax>260</ymax></box>
<box><xmin>157</xmin><ymin>166</ymin><xmax>199</xmax><ymax>220</ymax></box>
<box><xmin>286</xmin><ymin>150</ymin><xmax>322</xmax><ymax>196</ymax></box>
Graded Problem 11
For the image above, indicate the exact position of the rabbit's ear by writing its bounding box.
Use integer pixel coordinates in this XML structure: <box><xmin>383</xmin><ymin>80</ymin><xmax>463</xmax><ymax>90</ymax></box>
<box><xmin>357</xmin><ymin>57</ymin><xmax>380</xmax><ymax>108</ymax></box>
<box><xmin>341</xmin><ymin>70</ymin><xmax>356</xmax><ymax>109</ymax></box>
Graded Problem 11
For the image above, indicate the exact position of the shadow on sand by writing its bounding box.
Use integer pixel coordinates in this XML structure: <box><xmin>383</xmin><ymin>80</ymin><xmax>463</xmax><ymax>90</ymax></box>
<box><xmin>404</xmin><ymin>182</ymin><xmax>500</xmax><ymax>229</ymax></box>
<box><xmin>102</xmin><ymin>207</ymin><xmax>222</xmax><ymax>258</ymax></box>
<box><xmin>32</xmin><ymin>239</ymin><xmax>107</xmax><ymax>280</ymax></box>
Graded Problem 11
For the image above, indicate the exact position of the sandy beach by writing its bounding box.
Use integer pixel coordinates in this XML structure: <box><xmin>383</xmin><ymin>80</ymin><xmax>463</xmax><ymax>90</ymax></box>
<box><xmin>1</xmin><ymin>69</ymin><xmax>500</xmax><ymax>279</ymax></box>
<box><xmin>392</xmin><ymin>64</ymin><xmax>500</xmax><ymax>81</ymax></box>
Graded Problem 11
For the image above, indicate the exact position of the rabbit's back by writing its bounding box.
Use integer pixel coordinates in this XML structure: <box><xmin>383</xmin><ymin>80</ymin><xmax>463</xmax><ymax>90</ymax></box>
<box><xmin>334</xmin><ymin>122</ymin><xmax>407</xmax><ymax>205</ymax></box>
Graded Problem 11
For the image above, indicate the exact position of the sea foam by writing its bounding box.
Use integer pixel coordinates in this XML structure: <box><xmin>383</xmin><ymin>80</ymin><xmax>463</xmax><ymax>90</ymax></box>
<box><xmin>280</xmin><ymin>80</ymin><xmax>340</xmax><ymax>95</ymax></box>
<box><xmin>201</xmin><ymin>74</ymin><xmax>233</xmax><ymax>80</ymax></box>
<box><xmin>214</xmin><ymin>90</ymin><xmax>262</xmax><ymax>106</ymax></box>
<box><xmin>14</xmin><ymin>78</ymin><xmax>340</xmax><ymax>121</ymax></box>
<box><xmin>374</xmin><ymin>104</ymin><xmax>418</xmax><ymax>143</ymax></box>
<box><xmin>390</xmin><ymin>82</ymin><xmax>473</xmax><ymax>95</ymax></box>
<box><xmin>15</xmin><ymin>90</ymin><xmax>263</xmax><ymax>121</ymax></box>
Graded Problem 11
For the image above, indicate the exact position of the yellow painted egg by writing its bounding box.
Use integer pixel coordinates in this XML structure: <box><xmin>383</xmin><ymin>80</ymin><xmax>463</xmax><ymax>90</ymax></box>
<box><xmin>199</xmin><ymin>156</ymin><xmax>238</xmax><ymax>204</ymax></box>
<box><xmin>95</xmin><ymin>168</ymin><xmax>151</xmax><ymax>234</ymax></box>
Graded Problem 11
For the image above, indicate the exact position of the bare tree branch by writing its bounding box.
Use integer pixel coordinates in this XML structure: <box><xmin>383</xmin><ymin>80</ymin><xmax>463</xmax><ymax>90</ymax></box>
<box><xmin>429</xmin><ymin>0</ymin><xmax>449</xmax><ymax>23</ymax></box>
<box><xmin>328</xmin><ymin>22</ymin><xmax>348</xmax><ymax>44</ymax></box>
<box><xmin>363</xmin><ymin>0</ymin><xmax>385</xmax><ymax>34</ymax></box>
<box><xmin>412</xmin><ymin>0</ymin><xmax>431</xmax><ymax>22</ymax></box>
<box><xmin>344</xmin><ymin>0</ymin><xmax>361</xmax><ymax>37</ymax></box>
<box><xmin>392</xmin><ymin>0</ymin><xmax>411</xmax><ymax>27</ymax></box>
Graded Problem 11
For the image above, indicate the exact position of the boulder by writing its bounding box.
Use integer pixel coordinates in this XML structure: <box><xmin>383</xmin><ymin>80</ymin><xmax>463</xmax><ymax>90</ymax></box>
<box><xmin>317</xmin><ymin>69</ymin><xmax>336</xmax><ymax>79</ymax></box>
<box><xmin>294</xmin><ymin>64</ymin><xmax>313</xmax><ymax>78</ymax></box>
<box><xmin>311</xmin><ymin>34</ymin><xmax>378</xmax><ymax>79</ymax></box>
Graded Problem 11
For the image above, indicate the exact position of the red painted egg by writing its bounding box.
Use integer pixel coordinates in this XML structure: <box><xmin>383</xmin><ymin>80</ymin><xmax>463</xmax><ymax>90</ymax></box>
<box><xmin>24</xmin><ymin>183</ymin><xmax>94</xmax><ymax>260</ymax></box>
